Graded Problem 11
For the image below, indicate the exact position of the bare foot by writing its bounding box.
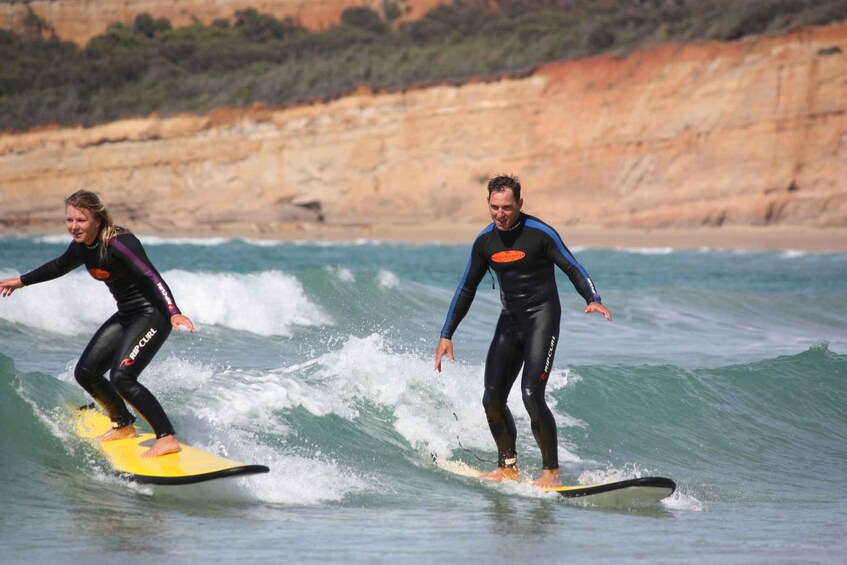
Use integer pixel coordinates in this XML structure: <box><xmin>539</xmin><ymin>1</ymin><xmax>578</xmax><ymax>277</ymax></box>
<box><xmin>532</xmin><ymin>469</ymin><xmax>562</xmax><ymax>488</ymax></box>
<box><xmin>480</xmin><ymin>465</ymin><xmax>519</xmax><ymax>482</ymax></box>
<box><xmin>99</xmin><ymin>425</ymin><xmax>137</xmax><ymax>442</ymax></box>
<box><xmin>141</xmin><ymin>435</ymin><xmax>180</xmax><ymax>458</ymax></box>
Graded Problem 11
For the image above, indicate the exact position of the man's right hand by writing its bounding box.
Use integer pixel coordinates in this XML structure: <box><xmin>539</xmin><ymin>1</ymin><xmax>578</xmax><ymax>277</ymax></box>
<box><xmin>434</xmin><ymin>338</ymin><xmax>455</xmax><ymax>372</ymax></box>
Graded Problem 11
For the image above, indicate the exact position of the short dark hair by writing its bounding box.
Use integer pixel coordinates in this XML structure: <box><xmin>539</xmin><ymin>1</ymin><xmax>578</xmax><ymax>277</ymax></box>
<box><xmin>487</xmin><ymin>174</ymin><xmax>521</xmax><ymax>201</ymax></box>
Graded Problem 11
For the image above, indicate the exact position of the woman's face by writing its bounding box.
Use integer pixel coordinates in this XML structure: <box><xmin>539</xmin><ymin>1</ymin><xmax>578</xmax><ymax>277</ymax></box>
<box><xmin>66</xmin><ymin>205</ymin><xmax>101</xmax><ymax>245</ymax></box>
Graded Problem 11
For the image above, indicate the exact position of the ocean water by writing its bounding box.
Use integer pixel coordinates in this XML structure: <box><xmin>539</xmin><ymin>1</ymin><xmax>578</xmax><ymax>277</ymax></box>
<box><xmin>1</xmin><ymin>234</ymin><xmax>845</xmax><ymax>563</ymax></box>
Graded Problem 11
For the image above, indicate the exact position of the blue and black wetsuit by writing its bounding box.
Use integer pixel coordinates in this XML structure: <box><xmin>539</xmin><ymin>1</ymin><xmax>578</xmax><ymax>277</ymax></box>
<box><xmin>440</xmin><ymin>213</ymin><xmax>601</xmax><ymax>470</ymax></box>
<box><xmin>21</xmin><ymin>232</ymin><xmax>182</xmax><ymax>438</ymax></box>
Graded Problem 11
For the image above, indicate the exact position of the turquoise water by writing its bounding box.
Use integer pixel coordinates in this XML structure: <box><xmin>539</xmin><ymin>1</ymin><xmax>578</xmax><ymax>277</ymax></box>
<box><xmin>1</xmin><ymin>235</ymin><xmax>846</xmax><ymax>563</ymax></box>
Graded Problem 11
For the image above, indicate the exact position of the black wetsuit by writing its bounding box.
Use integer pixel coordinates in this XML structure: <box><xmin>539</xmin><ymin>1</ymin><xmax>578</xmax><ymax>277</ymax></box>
<box><xmin>440</xmin><ymin>213</ymin><xmax>601</xmax><ymax>470</ymax></box>
<box><xmin>21</xmin><ymin>232</ymin><xmax>181</xmax><ymax>438</ymax></box>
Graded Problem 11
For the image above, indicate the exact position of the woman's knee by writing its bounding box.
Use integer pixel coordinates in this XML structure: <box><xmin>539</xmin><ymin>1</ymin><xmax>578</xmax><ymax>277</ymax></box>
<box><xmin>109</xmin><ymin>368</ymin><xmax>137</xmax><ymax>398</ymax></box>
<box><xmin>74</xmin><ymin>362</ymin><xmax>103</xmax><ymax>391</ymax></box>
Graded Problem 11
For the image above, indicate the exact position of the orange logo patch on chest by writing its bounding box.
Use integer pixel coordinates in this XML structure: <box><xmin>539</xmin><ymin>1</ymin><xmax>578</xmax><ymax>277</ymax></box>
<box><xmin>88</xmin><ymin>268</ymin><xmax>110</xmax><ymax>280</ymax></box>
<box><xmin>491</xmin><ymin>250</ymin><xmax>526</xmax><ymax>263</ymax></box>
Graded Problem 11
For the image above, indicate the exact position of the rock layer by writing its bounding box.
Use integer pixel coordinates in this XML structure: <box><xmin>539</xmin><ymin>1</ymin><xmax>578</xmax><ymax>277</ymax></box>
<box><xmin>1</xmin><ymin>24</ymin><xmax>845</xmax><ymax>236</ymax></box>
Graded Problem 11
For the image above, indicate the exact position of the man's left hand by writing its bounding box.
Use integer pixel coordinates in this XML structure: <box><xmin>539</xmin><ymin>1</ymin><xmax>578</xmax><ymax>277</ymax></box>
<box><xmin>585</xmin><ymin>301</ymin><xmax>612</xmax><ymax>321</ymax></box>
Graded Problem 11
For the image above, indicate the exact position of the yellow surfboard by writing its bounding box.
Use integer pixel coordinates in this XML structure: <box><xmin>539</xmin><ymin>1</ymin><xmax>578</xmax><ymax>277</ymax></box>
<box><xmin>74</xmin><ymin>405</ymin><xmax>269</xmax><ymax>485</ymax></box>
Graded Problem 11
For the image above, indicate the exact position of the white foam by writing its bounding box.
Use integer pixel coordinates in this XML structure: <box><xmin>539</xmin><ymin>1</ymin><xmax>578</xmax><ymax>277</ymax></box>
<box><xmin>123</xmin><ymin>338</ymin><xmax>442</xmax><ymax>504</ymax></box>
<box><xmin>43</xmin><ymin>334</ymin><xmax>593</xmax><ymax>505</ymax></box>
<box><xmin>326</xmin><ymin>266</ymin><xmax>355</xmax><ymax>282</ymax></box>
<box><xmin>197</xmin><ymin>359</ymin><xmax>377</xmax><ymax>504</ymax></box>
<box><xmin>577</xmin><ymin>464</ymin><xmax>644</xmax><ymax>485</ymax></box>
<box><xmin>59</xmin><ymin>354</ymin><xmax>375</xmax><ymax>504</ymax></box>
<box><xmin>291</xmin><ymin>239</ymin><xmax>382</xmax><ymax>247</ymax></box>
<box><xmin>0</xmin><ymin>269</ymin><xmax>332</xmax><ymax>337</ymax></box>
<box><xmin>168</xmin><ymin>269</ymin><xmax>333</xmax><ymax>336</ymax></box>
<box><xmin>31</xmin><ymin>234</ymin><xmax>74</xmax><ymax>245</ymax></box>
<box><xmin>0</xmin><ymin>269</ymin><xmax>113</xmax><ymax>335</ymax></box>
<box><xmin>133</xmin><ymin>235</ymin><xmax>233</xmax><ymax>246</ymax></box>
<box><xmin>164</xmin><ymin>333</ymin><xmax>581</xmax><ymax>475</ymax></box>
<box><xmin>377</xmin><ymin>270</ymin><xmax>400</xmax><ymax>289</ymax></box>
<box><xmin>662</xmin><ymin>489</ymin><xmax>704</xmax><ymax>511</ymax></box>
<box><xmin>266</xmin><ymin>333</ymin><xmax>583</xmax><ymax>466</ymax></box>
<box><xmin>614</xmin><ymin>246</ymin><xmax>676</xmax><ymax>255</ymax></box>
<box><xmin>239</xmin><ymin>450</ymin><xmax>372</xmax><ymax>505</ymax></box>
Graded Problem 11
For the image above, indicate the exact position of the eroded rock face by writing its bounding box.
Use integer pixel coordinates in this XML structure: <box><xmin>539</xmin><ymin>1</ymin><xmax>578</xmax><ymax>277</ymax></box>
<box><xmin>0</xmin><ymin>0</ymin><xmax>449</xmax><ymax>45</ymax></box>
<box><xmin>1</xmin><ymin>24</ymin><xmax>845</xmax><ymax>236</ymax></box>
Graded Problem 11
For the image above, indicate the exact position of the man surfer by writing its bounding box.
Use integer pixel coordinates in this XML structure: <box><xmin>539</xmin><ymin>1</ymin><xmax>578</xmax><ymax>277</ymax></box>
<box><xmin>0</xmin><ymin>190</ymin><xmax>195</xmax><ymax>458</ymax></box>
<box><xmin>434</xmin><ymin>175</ymin><xmax>612</xmax><ymax>488</ymax></box>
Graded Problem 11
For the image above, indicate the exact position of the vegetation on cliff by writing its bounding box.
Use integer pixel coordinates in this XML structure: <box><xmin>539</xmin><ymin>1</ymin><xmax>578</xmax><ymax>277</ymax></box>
<box><xmin>2</xmin><ymin>0</ymin><xmax>846</xmax><ymax>131</ymax></box>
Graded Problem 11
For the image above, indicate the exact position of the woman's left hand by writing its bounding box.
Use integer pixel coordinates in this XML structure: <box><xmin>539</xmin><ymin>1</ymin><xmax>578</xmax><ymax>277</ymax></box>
<box><xmin>171</xmin><ymin>313</ymin><xmax>196</xmax><ymax>333</ymax></box>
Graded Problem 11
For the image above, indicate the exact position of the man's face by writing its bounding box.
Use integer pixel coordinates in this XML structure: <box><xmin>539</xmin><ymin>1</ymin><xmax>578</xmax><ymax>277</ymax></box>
<box><xmin>488</xmin><ymin>188</ymin><xmax>523</xmax><ymax>231</ymax></box>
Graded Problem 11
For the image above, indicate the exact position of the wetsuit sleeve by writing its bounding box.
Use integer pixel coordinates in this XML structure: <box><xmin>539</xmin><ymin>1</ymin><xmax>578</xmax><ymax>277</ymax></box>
<box><xmin>542</xmin><ymin>227</ymin><xmax>602</xmax><ymax>305</ymax></box>
<box><xmin>440</xmin><ymin>237</ymin><xmax>489</xmax><ymax>339</ymax></box>
<box><xmin>109</xmin><ymin>234</ymin><xmax>182</xmax><ymax>318</ymax></box>
<box><xmin>19</xmin><ymin>243</ymin><xmax>83</xmax><ymax>286</ymax></box>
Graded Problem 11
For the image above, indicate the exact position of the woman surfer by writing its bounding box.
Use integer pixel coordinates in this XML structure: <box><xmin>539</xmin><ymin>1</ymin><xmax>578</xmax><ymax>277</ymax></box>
<box><xmin>0</xmin><ymin>190</ymin><xmax>195</xmax><ymax>457</ymax></box>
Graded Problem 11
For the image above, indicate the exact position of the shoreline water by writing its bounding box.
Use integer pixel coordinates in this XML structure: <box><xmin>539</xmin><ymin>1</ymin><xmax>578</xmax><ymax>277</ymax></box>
<box><xmin>3</xmin><ymin>222</ymin><xmax>846</xmax><ymax>252</ymax></box>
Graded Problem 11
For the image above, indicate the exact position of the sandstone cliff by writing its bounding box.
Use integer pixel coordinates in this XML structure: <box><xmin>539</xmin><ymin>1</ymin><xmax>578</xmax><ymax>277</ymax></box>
<box><xmin>1</xmin><ymin>24</ymin><xmax>845</xmax><ymax>237</ymax></box>
<box><xmin>0</xmin><ymin>0</ymin><xmax>449</xmax><ymax>45</ymax></box>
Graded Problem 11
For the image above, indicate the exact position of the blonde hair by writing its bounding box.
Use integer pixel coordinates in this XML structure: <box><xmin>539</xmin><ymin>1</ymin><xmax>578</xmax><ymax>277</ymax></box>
<box><xmin>64</xmin><ymin>190</ymin><xmax>128</xmax><ymax>260</ymax></box>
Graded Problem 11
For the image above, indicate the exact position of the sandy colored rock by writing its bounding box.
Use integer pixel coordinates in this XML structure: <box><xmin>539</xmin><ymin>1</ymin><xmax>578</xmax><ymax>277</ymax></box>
<box><xmin>1</xmin><ymin>24</ymin><xmax>845</xmax><ymax>250</ymax></box>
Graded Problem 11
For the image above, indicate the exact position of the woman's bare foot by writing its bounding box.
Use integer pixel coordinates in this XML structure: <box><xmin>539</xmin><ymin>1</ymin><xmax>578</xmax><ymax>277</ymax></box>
<box><xmin>99</xmin><ymin>425</ymin><xmax>136</xmax><ymax>442</ymax></box>
<box><xmin>141</xmin><ymin>434</ymin><xmax>180</xmax><ymax>458</ymax></box>
<box><xmin>480</xmin><ymin>465</ymin><xmax>519</xmax><ymax>482</ymax></box>
<box><xmin>532</xmin><ymin>469</ymin><xmax>562</xmax><ymax>488</ymax></box>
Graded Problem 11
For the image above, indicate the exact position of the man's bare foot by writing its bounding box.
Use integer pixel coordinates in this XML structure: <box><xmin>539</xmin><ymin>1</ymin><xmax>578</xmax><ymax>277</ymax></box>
<box><xmin>532</xmin><ymin>469</ymin><xmax>562</xmax><ymax>488</ymax></box>
<box><xmin>141</xmin><ymin>435</ymin><xmax>180</xmax><ymax>458</ymax></box>
<box><xmin>99</xmin><ymin>425</ymin><xmax>136</xmax><ymax>442</ymax></box>
<box><xmin>480</xmin><ymin>465</ymin><xmax>519</xmax><ymax>482</ymax></box>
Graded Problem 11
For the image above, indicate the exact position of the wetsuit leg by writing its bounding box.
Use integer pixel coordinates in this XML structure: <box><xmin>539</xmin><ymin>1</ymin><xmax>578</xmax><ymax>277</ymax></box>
<box><xmin>75</xmin><ymin>313</ymin><xmax>136</xmax><ymax>428</ymax></box>
<box><xmin>483</xmin><ymin>313</ymin><xmax>524</xmax><ymax>465</ymax></box>
<box><xmin>520</xmin><ymin>303</ymin><xmax>561</xmax><ymax>470</ymax></box>
<box><xmin>109</xmin><ymin>309</ymin><xmax>175</xmax><ymax>438</ymax></box>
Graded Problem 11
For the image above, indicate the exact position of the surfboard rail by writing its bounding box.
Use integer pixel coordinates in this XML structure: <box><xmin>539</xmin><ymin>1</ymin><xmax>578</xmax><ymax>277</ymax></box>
<box><xmin>544</xmin><ymin>476</ymin><xmax>676</xmax><ymax>498</ymax></box>
<box><xmin>127</xmin><ymin>464</ymin><xmax>271</xmax><ymax>485</ymax></box>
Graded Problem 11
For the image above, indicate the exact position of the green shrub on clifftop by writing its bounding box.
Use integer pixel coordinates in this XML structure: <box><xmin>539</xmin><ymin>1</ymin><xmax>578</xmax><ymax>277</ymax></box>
<box><xmin>1</xmin><ymin>0</ymin><xmax>846</xmax><ymax>131</ymax></box>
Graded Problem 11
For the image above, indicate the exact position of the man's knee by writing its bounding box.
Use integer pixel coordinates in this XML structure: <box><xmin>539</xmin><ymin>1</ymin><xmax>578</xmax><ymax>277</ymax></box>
<box><xmin>521</xmin><ymin>387</ymin><xmax>544</xmax><ymax>422</ymax></box>
<box><xmin>482</xmin><ymin>388</ymin><xmax>504</xmax><ymax>417</ymax></box>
